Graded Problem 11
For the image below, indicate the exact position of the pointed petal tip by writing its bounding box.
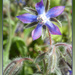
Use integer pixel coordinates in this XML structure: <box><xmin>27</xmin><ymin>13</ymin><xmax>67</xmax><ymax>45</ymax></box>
<box><xmin>31</xmin><ymin>24</ymin><xmax>42</xmax><ymax>40</ymax></box>
<box><xmin>45</xmin><ymin>21</ymin><xmax>62</xmax><ymax>35</ymax></box>
<box><xmin>51</xmin><ymin>32</ymin><xmax>62</xmax><ymax>35</ymax></box>
<box><xmin>16</xmin><ymin>15</ymin><xmax>21</xmax><ymax>19</ymax></box>
<box><xmin>16</xmin><ymin>16</ymin><xmax>21</xmax><ymax>19</ymax></box>
<box><xmin>59</xmin><ymin>6</ymin><xmax>65</xmax><ymax>10</ymax></box>
<box><xmin>53</xmin><ymin>29</ymin><xmax>62</xmax><ymax>35</ymax></box>
<box><xmin>31</xmin><ymin>30</ymin><xmax>39</xmax><ymax>40</ymax></box>
<box><xmin>59</xmin><ymin>32</ymin><xmax>62</xmax><ymax>35</ymax></box>
<box><xmin>63</xmin><ymin>6</ymin><xmax>65</xmax><ymax>8</ymax></box>
<box><xmin>46</xmin><ymin>6</ymin><xmax>65</xmax><ymax>18</ymax></box>
<box><xmin>16</xmin><ymin>16</ymin><xmax>19</xmax><ymax>18</ymax></box>
<box><xmin>32</xmin><ymin>31</ymin><xmax>35</xmax><ymax>40</ymax></box>
<box><xmin>16</xmin><ymin>14</ymin><xmax>37</xmax><ymax>23</ymax></box>
<box><xmin>35</xmin><ymin>0</ymin><xmax>44</xmax><ymax>7</ymax></box>
<box><xmin>35</xmin><ymin>0</ymin><xmax>45</xmax><ymax>14</ymax></box>
<box><xmin>32</xmin><ymin>32</ymin><xmax>38</xmax><ymax>40</ymax></box>
<box><xmin>61</xmin><ymin>6</ymin><xmax>65</xmax><ymax>9</ymax></box>
<box><xmin>57</xmin><ymin>30</ymin><xmax>62</xmax><ymax>35</ymax></box>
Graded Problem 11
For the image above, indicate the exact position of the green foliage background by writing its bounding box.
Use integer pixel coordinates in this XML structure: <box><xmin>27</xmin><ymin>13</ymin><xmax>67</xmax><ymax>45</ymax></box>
<box><xmin>0</xmin><ymin>0</ymin><xmax>2</xmax><ymax>75</ymax></box>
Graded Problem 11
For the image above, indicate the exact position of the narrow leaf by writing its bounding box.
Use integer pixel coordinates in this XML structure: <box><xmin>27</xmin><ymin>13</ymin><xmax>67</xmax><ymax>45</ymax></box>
<box><xmin>43</xmin><ymin>25</ymin><xmax>46</xmax><ymax>30</ymax></box>
<box><xmin>24</xmin><ymin>22</ymin><xmax>38</xmax><ymax>29</ymax></box>
<box><xmin>35</xmin><ymin>52</ymin><xmax>46</xmax><ymax>63</ymax></box>
<box><xmin>50</xmin><ymin>18</ymin><xmax>62</xmax><ymax>27</ymax></box>
<box><xmin>24</xmin><ymin>7</ymin><xmax>38</xmax><ymax>15</ymax></box>
<box><xmin>45</xmin><ymin>0</ymin><xmax>50</xmax><ymax>12</ymax></box>
<box><xmin>42</xmin><ymin>25</ymin><xmax>46</xmax><ymax>40</ymax></box>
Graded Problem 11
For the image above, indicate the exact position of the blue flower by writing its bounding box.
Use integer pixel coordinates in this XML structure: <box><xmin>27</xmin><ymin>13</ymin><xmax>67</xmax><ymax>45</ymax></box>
<box><xmin>16</xmin><ymin>0</ymin><xmax>65</xmax><ymax>40</ymax></box>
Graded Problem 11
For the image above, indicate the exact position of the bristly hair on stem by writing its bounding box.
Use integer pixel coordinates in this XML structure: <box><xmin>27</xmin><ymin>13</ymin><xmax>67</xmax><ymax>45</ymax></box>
<box><xmin>3</xmin><ymin>57</ymin><xmax>41</xmax><ymax>75</ymax></box>
<box><xmin>48</xmin><ymin>28</ymin><xmax>52</xmax><ymax>45</ymax></box>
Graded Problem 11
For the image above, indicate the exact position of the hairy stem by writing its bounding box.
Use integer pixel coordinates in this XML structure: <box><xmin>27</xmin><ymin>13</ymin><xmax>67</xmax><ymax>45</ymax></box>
<box><xmin>4</xmin><ymin>1</ymin><xmax>12</xmax><ymax>60</ymax></box>
<box><xmin>48</xmin><ymin>29</ymin><xmax>52</xmax><ymax>45</ymax></box>
<box><xmin>64</xmin><ymin>13</ymin><xmax>72</xmax><ymax>43</ymax></box>
<box><xmin>4</xmin><ymin>1</ymin><xmax>19</xmax><ymax>64</ymax></box>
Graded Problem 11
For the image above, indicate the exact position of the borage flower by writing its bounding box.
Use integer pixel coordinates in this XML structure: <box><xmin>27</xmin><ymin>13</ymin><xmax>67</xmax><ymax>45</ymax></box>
<box><xmin>16</xmin><ymin>0</ymin><xmax>65</xmax><ymax>40</ymax></box>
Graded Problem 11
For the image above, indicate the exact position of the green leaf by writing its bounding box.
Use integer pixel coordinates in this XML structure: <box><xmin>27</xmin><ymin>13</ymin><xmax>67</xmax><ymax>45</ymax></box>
<box><xmin>12</xmin><ymin>37</ymin><xmax>27</xmax><ymax>56</ymax></box>
<box><xmin>35</xmin><ymin>52</ymin><xmax>46</xmax><ymax>63</ymax></box>
<box><xmin>45</xmin><ymin>0</ymin><xmax>50</xmax><ymax>12</ymax></box>
<box><xmin>24</xmin><ymin>27</ymin><xmax>33</xmax><ymax>40</ymax></box>
<box><xmin>50</xmin><ymin>0</ymin><xmax>61</xmax><ymax>8</ymax></box>
<box><xmin>23</xmin><ymin>7</ymin><xmax>38</xmax><ymax>15</ymax></box>
<box><xmin>51</xmin><ymin>18</ymin><xmax>62</xmax><ymax>27</ymax></box>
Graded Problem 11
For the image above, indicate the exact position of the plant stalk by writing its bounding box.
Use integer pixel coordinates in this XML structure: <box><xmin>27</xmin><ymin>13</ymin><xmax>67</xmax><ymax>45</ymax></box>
<box><xmin>48</xmin><ymin>29</ymin><xmax>52</xmax><ymax>45</ymax></box>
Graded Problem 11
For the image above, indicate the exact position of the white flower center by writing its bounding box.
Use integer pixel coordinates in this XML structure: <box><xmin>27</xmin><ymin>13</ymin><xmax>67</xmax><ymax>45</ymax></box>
<box><xmin>37</xmin><ymin>13</ymin><xmax>49</xmax><ymax>25</ymax></box>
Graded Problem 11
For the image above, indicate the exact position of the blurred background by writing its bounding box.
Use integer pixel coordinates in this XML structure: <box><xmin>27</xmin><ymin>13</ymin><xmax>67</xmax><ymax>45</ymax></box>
<box><xmin>3</xmin><ymin>0</ymin><xmax>72</xmax><ymax>75</ymax></box>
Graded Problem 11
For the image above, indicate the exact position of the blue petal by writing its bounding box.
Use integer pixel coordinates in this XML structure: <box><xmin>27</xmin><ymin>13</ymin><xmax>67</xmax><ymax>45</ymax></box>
<box><xmin>16</xmin><ymin>13</ymin><xmax>37</xmax><ymax>23</ymax></box>
<box><xmin>32</xmin><ymin>23</ymin><xmax>42</xmax><ymax>40</ymax></box>
<box><xmin>46</xmin><ymin>6</ymin><xmax>65</xmax><ymax>18</ymax></box>
<box><xmin>68</xmin><ymin>70</ymin><xmax>72</xmax><ymax>75</ymax></box>
<box><xmin>45</xmin><ymin>21</ymin><xmax>62</xmax><ymax>35</ymax></box>
<box><xmin>35</xmin><ymin>0</ymin><xmax>45</xmax><ymax>14</ymax></box>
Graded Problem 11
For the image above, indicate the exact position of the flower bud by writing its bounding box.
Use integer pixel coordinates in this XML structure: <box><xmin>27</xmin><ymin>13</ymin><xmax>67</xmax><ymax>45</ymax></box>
<box><xmin>4</xmin><ymin>58</ymin><xmax>24</xmax><ymax>75</ymax></box>
<box><xmin>47</xmin><ymin>46</ymin><xmax>58</xmax><ymax>73</ymax></box>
